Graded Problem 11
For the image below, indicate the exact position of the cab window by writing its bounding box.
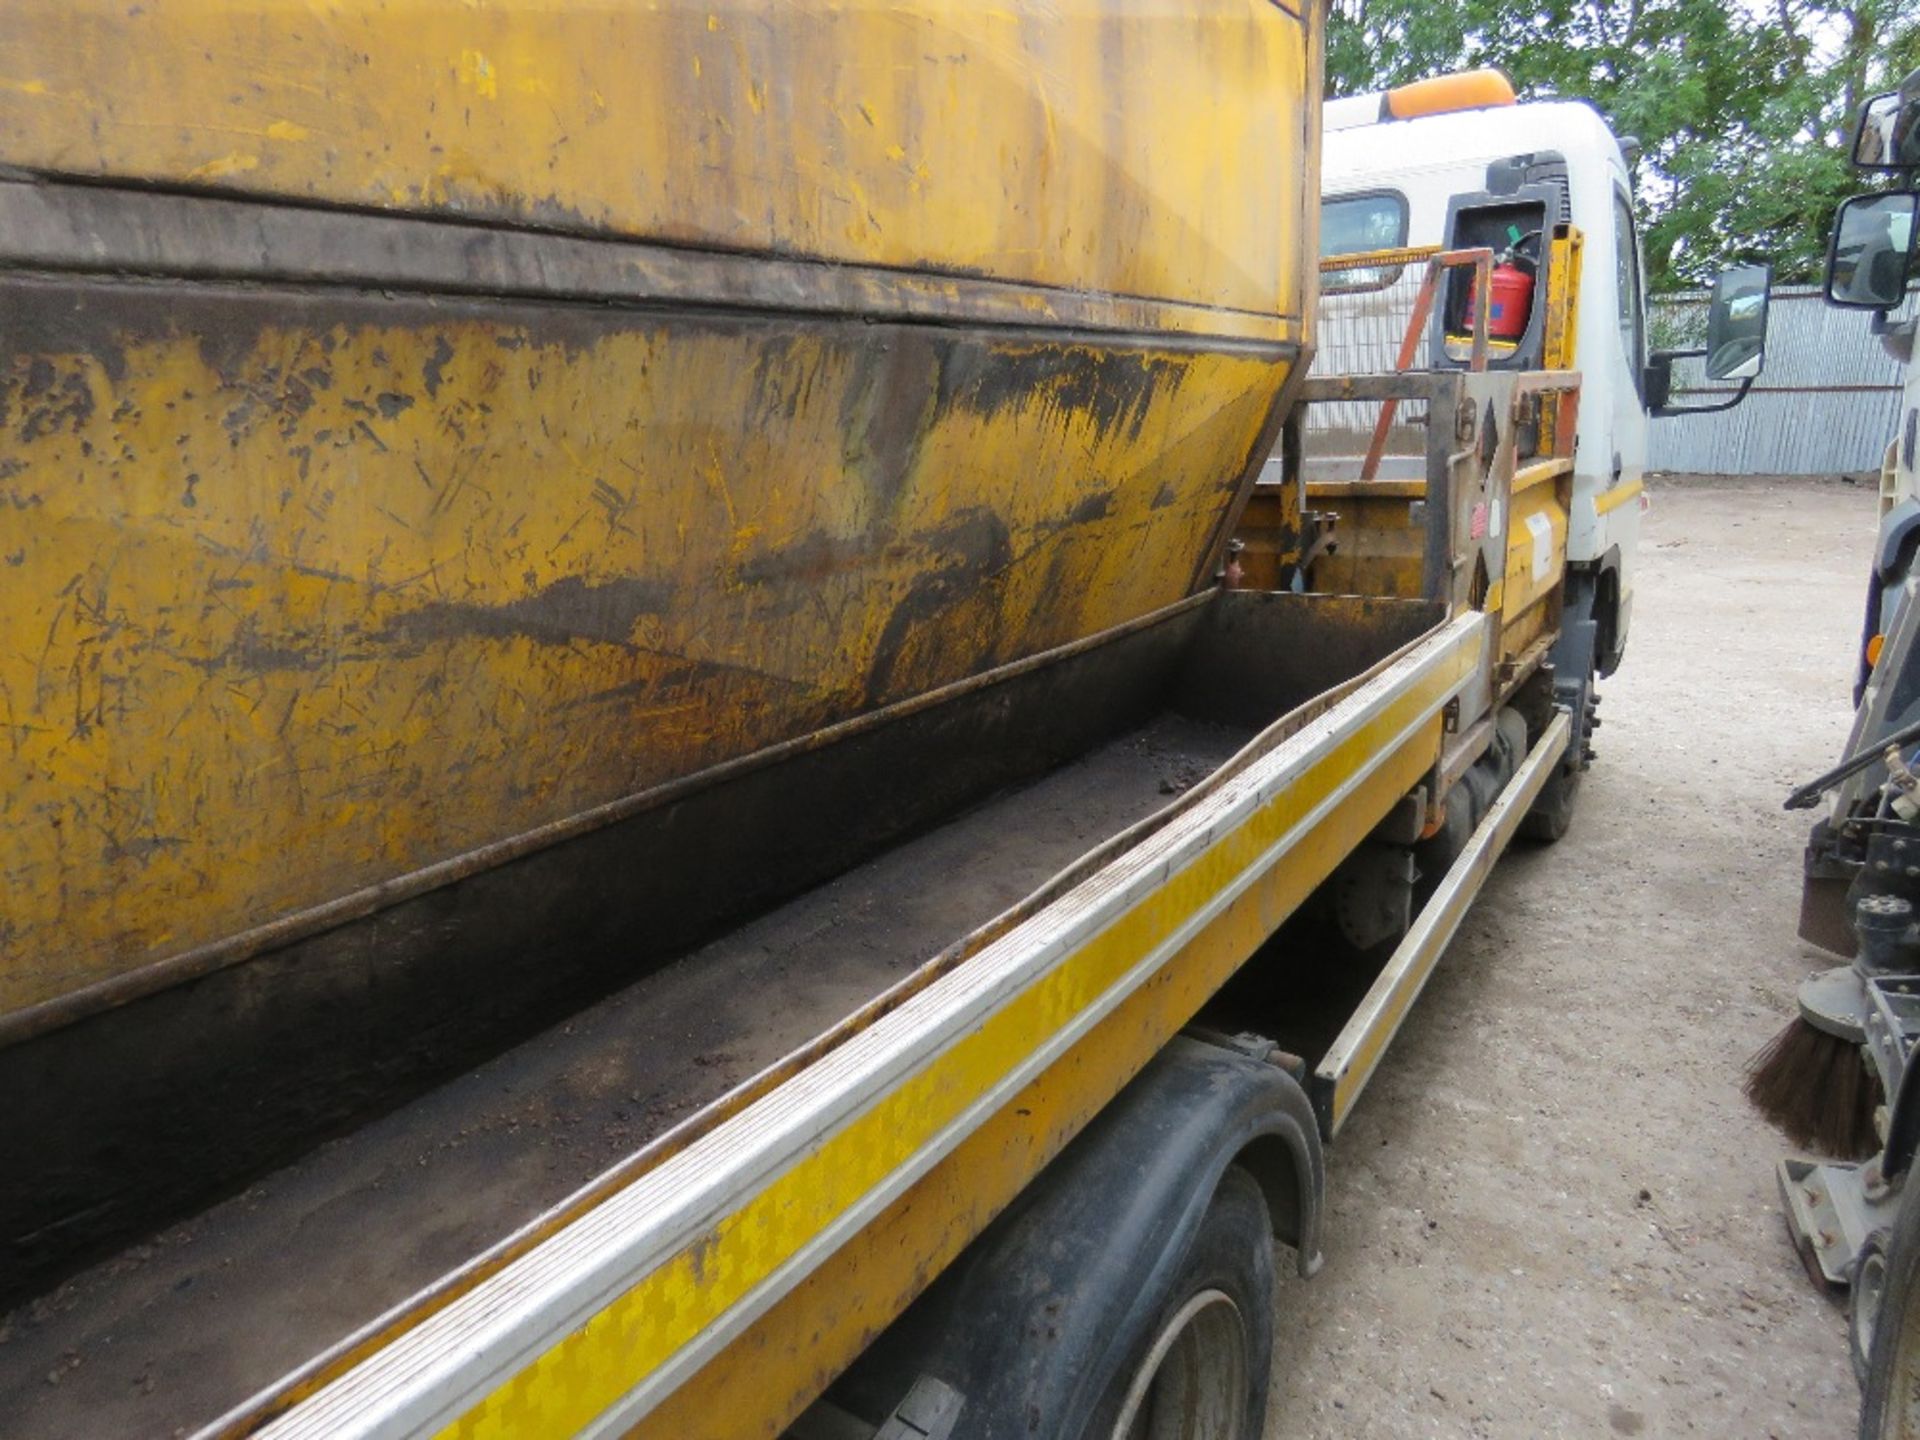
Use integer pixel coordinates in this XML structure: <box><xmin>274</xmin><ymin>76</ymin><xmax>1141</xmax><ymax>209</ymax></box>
<box><xmin>1321</xmin><ymin>190</ymin><xmax>1410</xmax><ymax>292</ymax></box>
<box><xmin>1612</xmin><ymin>190</ymin><xmax>1646</xmax><ymax>392</ymax></box>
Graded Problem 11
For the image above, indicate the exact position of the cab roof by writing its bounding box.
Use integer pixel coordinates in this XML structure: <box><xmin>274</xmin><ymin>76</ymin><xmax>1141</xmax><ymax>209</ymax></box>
<box><xmin>1322</xmin><ymin>98</ymin><xmax>1629</xmax><ymax>194</ymax></box>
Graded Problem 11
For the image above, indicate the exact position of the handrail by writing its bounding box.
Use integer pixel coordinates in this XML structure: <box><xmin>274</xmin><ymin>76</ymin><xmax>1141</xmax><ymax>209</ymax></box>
<box><xmin>1318</xmin><ymin>243</ymin><xmax>1442</xmax><ymax>278</ymax></box>
<box><xmin>1358</xmin><ymin>246</ymin><xmax>1494</xmax><ymax>481</ymax></box>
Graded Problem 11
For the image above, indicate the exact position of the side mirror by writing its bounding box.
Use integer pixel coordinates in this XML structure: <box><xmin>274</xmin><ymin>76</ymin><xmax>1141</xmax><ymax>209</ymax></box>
<box><xmin>1703</xmin><ymin>262</ymin><xmax>1771</xmax><ymax>382</ymax></box>
<box><xmin>1826</xmin><ymin>190</ymin><xmax>1918</xmax><ymax>310</ymax></box>
<box><xmin>1853</xmin><ymin>71</ymin><xmax>1920</xmax><ymax>172</ymax></box>
<box><xmin>1646</xmin><ymin>264</ymin><xmax>1772</xmax><ymax>418</ymax></box>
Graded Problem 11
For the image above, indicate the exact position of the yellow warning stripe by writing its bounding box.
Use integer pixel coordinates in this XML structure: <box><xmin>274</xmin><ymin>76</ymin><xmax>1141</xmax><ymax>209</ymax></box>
<box><xmin>1592</xmin><ymin>477</ymin><xmax>1644</xmax><ymax>516</ymax></box>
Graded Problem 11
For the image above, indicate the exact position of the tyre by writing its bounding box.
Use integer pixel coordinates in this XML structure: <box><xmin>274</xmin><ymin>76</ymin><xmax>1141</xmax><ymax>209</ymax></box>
<box><xmin>1521</xmin><ymin>674</ymin><xmax>1596</xmax><ymax>845</ymax></box>
<box><xmin>1861</xmin><ymin>1182</ymin><xmax>1920</xmax><ymax>1438</ymax></box>
<box><xmin>1413</xmin><ymin>782</ymin><xmax>1475</xmax><ymax>912</ymax></box>
<box><xmin>1856</xmin><ymin>1228</ymin><xmax>1893</xmax><ymax>1388</ymax></box>
<box><xmin>1522</xmin><ymin>570</ymin><xmax>1603</xmax><ymax>846</ymax></box>
<box><xmin>1082</xmin><ymin>1166</ymin><xmax>1275</xmax><ymax>1440</ymax></box>
<box><xmin>808</xmin><ymin>1042</ymin><xmax>1316</xmax><ymax>1440</ymax></box>
<box><xmin>1520</xmin><ymin>761</ymin><xmax>1581</xmax><ymax>844</ymax></box>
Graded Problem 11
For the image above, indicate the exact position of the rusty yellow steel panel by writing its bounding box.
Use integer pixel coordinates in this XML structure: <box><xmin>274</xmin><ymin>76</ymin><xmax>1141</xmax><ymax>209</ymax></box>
<box><xmin>0</xmin><ymin>279</ymin><xmax>1292</xmax><ymax>1016</ymax></box>
<box><xmin>0</xmin><ymin>5</ymin><xmax>1324</xmax><ymax>1308</ymax></box>
<box><xmin>1300</xmin><ymin>488</ymin><xmax>1428</xmax><ymax>599</ymax></box>
<box><xmin>0</xmin><ymin>1</ymin><xmax>1322</xmax><ymax>1031</ymax></box>
<box><xmin>1502</xmin><ymin>479</ymin><xmax>1569</xmax><ymax>628</ymax></box>
<box><xmin>0</xmin><ymin>1</ymin><xmax>1310</xmax><ymax>332</ymax></box>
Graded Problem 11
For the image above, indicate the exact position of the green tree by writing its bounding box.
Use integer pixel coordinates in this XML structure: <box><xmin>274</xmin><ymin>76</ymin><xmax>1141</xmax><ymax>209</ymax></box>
<box><xmin>1325</xmin><ymin>0</ymin><xmax>1920</xmax><ymax>290</ymax></box>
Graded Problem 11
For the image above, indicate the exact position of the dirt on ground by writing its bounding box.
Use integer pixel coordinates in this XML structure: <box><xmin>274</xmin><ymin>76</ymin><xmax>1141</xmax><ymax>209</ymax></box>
<box><xmin>1268</xmin><ymin>474</ymin><xmax>1877</xmax><ymax>1439</ymax></box>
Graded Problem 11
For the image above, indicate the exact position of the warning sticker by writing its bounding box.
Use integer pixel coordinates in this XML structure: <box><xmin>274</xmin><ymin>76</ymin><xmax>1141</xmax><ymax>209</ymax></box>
<box><xmin>1526</xmin><ymin>512</ymin><xmax>1554</xmax><ymax>583</ymax></box>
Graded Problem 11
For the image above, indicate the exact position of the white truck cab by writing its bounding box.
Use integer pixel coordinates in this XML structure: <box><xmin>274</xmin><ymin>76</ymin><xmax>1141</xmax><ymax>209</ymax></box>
<box><xmin>1318</xmin><ymin>71</ymin><xmax>1768</xmax><ymax>683</ymax></box>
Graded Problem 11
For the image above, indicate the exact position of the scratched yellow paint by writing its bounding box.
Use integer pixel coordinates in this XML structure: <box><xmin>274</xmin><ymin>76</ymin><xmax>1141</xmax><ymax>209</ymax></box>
<box><xmin>0</xmin><ymin>292</ymin><xmax>1288</xmax><ymax>1014</ymax></box>
<box><xmin>0</xmin><ymin>2</ymin><xmax>1322</xmax><ymax>1021</ymax></box>
<box><xmin>0</xmin><ymin>1</ymin><xmax>1310</xmax><ymax>329</ymax></box>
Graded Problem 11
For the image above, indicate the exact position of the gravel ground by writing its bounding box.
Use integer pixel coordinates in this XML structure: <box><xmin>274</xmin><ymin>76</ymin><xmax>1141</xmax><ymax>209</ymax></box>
<box><xmin>1268</xmin><ymin>474</ymin><xmax>1877</xmax><ymax>1439</ymax></box>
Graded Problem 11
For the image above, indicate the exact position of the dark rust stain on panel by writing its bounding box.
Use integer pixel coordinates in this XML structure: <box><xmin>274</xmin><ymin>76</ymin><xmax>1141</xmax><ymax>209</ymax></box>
<box><xmin>384</xmin><ymin>575</ymin><xmax>677</xmax><ymax>650</ymax></box>
<box><xmin>862</xmin><ymin>508</ymin><xmax>1016</xmax><ymax>706</ymax></box>
<box><xmin>938</xmin><ymin>340</ymin><xmax>1186</xmax><ymax>444</ymax></box>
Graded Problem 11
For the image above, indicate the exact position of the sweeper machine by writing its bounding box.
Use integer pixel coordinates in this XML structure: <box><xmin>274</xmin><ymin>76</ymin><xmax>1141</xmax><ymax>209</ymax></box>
<box><xmin>1749</xmin><ymin>66</ymin><xmax>1920</xmax><ymax>1440</ymax></box>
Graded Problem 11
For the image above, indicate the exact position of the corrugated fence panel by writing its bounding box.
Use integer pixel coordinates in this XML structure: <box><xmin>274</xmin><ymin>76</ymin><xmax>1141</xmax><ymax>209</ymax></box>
<box><xmin>1650</xmin><ymin>284</ymin><xmax>1916</xmax><ymax>475</ymax></box>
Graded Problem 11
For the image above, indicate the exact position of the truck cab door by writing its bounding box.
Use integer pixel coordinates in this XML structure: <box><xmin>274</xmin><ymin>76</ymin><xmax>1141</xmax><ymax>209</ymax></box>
<box><xmin>1605</xmin><ymin>186</ymin><xmax>1650</xmax><ymax>509</ymax></box>
<box><xmin>1566</xmin><ymin>184</ymin><xmax>1648</xmax><ymax>675</ymax></box>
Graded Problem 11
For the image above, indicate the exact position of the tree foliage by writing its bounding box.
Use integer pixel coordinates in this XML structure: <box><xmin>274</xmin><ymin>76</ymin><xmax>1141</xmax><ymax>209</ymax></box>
<box><xmin>1325</xmin><ymin>0</ymin><xmax>1920</xmax><ymax>291</ymax></box>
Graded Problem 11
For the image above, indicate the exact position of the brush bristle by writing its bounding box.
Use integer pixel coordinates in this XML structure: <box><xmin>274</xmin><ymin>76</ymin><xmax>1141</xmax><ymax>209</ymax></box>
<box><xmin>1744</xmin><ymin>1018</ymin><xmax>1884</xmax><ymax>1159</ymax></box>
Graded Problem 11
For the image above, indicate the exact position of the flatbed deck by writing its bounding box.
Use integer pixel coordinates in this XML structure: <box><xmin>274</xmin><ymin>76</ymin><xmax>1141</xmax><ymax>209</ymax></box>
<box><xmin>1</xmin><ymin>714</ymin><xmax>1255</xmax><ymax>1440</ymax></box>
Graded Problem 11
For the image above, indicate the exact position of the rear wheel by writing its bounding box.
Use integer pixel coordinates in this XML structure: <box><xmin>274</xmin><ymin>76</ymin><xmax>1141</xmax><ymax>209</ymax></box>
<box><xmin>1521</xmin><ymin>667</ymin><xmax>1597</xmax><ymax>845</ymax></box>
<box><xmin>1520</xmin><ymin>757</ymin><xmax>1581</xmax><ymax>843</ymax></box>
<box><xmin>1521</xmin><ymin>569</ymin><xmax>1605</xmax><ymax>846</ymax></box>
<box><xmin>1110</xmin><ymin>1289</ymin><xmax>1249</xmax><ymax>1440</ymax></box>
<box><xmin>1089</xmin><ymin>1167</ymin><xmax>1275</xmax><ymax>1440</ymax></box>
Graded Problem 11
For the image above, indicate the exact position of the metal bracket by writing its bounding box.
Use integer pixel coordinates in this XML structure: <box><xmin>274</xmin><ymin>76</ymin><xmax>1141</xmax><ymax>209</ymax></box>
<box><xmin>1867</xmin><ymin>975</ymin><xmax>1920</xmax><ymax>1099</ymax></box>
<box><xmin>1454</xmin><ymin>398</ymin><xmax>1478</xmax><ymax>443</ymax></box>
<box><xmin>1778</xmin><ymin>1157</ymin><xmax>1903</xmax><ymax>1289</ymax></box>
<box><xmin>874</xmin><ymin>1377</ymin><xmax>964</xmax><ymax>1440</ymax></box>
<box><xmin>1181</xmin><ymin>1026</ymin><xmax>1307</xmax><ymax>1081</ymax></box>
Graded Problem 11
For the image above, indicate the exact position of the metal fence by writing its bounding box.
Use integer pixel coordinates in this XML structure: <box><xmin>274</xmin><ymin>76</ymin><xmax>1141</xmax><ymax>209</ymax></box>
<box><xmin>1649</xmin><ymin>283</ymin><xmax>1916</xmax><ymax>476</ymax></box>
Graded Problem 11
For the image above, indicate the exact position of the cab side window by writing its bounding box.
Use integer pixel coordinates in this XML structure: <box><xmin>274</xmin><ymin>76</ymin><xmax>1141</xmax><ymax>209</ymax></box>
<box><xmin>1320</xmin><ymin>190</ymin><xmax>1410</xmax><ymax>293</ymax></box>
<box><xmin>1321</xmin><ymin>190</ymin><xmax>1408</xmax><ymax>256</ymax></box>
<box><xmin>1612</xmin><ymin>190</ymin><xmax>1646</xmax><ymax>394</ymax></box>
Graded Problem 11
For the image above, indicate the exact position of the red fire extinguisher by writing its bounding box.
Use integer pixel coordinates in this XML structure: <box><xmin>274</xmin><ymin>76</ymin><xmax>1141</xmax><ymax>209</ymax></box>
<box><xmin>1466</xmin><ymin>228</ymin><xmax>1538</xmax><ymax>340</ymax></box>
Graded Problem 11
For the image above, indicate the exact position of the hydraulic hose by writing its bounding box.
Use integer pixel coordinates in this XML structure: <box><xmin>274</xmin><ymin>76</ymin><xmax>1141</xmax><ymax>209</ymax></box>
<box><xmin>1785</xmin><ymin>715</ymin><xmax>1920</xmax><ymax>810</ymax></box>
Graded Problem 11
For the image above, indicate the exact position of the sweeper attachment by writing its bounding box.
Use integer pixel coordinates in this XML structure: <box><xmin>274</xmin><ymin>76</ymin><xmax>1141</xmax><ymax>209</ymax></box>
<box><xmin>1761</xmin><ymin>571</ymin><xmax>1920</xmax><ymax>1427</ymax></box>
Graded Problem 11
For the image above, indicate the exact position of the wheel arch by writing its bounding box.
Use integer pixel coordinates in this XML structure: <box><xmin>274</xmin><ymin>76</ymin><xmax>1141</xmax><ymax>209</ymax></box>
<box><xmin>1580</xmin><ymin>547</ymin><xmax>1626</xmax><ymax>678</ymax></box>
<box><xmin>1233</xmin><ymin>1125</ymin><xmax>1322</xmax><ymax>1274</ymax></box>
<box><xmin>815</xmin><ymin>1034</ymin><xmax>1325</xmax><ymax>1438</ymax></box>
<box><xmin>1875</xmin><ymin>497</ymin><xmax>1920</xmax><ymax>585</ymax></box>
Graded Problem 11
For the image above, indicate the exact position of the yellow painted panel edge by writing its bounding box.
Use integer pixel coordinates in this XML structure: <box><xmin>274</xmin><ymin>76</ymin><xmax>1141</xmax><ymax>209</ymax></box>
<box><xmin>1511</xmin><ymin>457</ymin><xmax>1574</xmax><ymax>496</ymax></box>
<box><xmin>1593</xmin><ymin>477</ymin><xmax>1645</xmax><ymax>516</ymax></box>
<box><xmin>1305</xmin><ymin>479</ymin><xmax>1429</xmax><ymax>500</ymax></box>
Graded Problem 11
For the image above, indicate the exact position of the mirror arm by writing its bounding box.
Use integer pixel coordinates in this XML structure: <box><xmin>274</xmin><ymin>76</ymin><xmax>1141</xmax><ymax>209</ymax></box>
<box><xmin>1650</xmin><ymin>372</ymin><xmax>1756</xmax><ymax>420</ymax></box>
<box><xmin>1876</xmin><ymin>314</ymin><xmax>1918</xmax><ymax>367</ymax></box>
